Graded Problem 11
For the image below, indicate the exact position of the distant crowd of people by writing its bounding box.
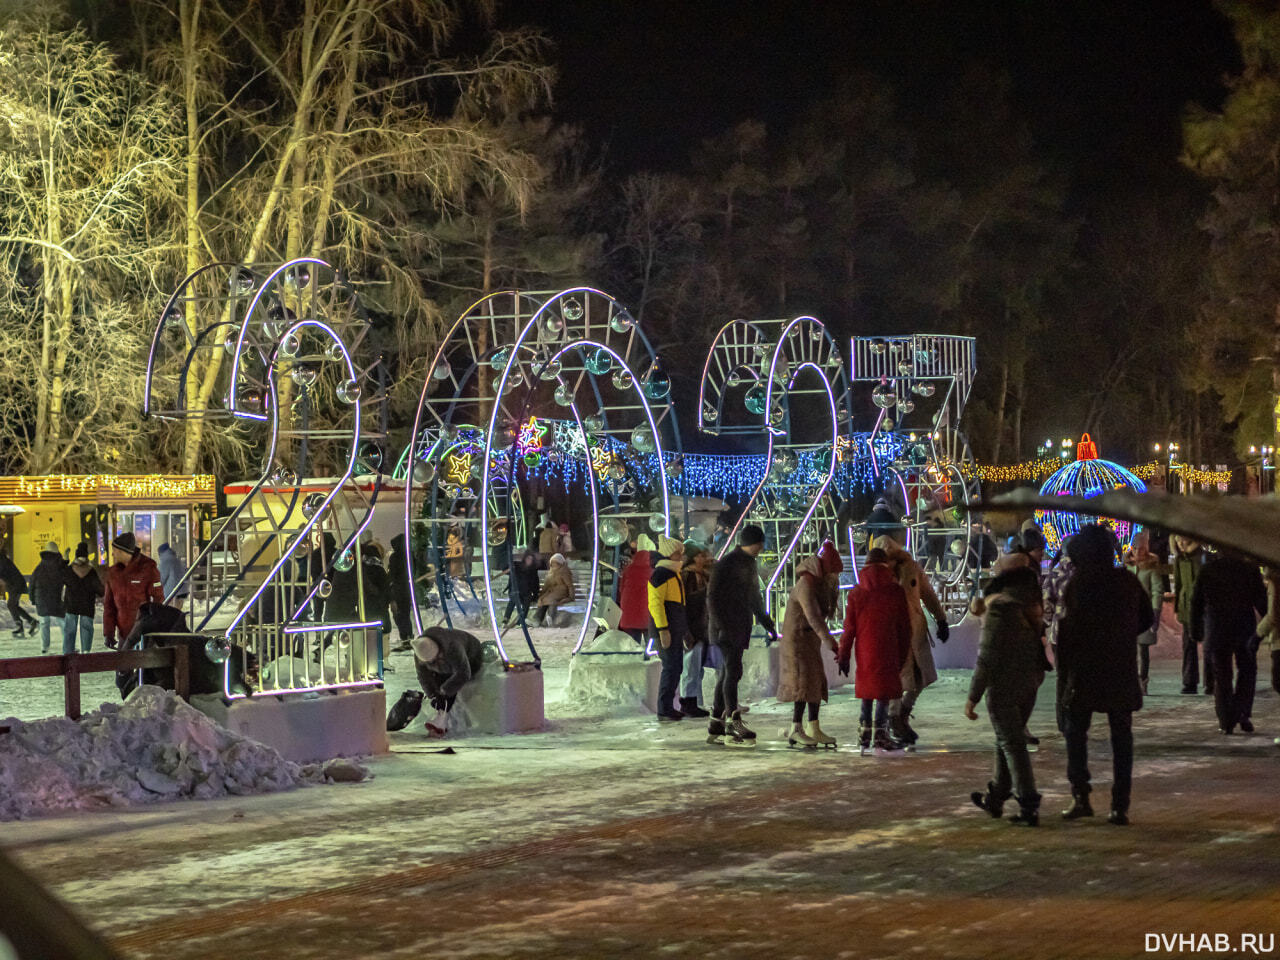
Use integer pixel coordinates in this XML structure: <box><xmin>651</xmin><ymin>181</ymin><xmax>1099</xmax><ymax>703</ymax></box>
<box><xmin>0</xmin><ymin>533</ymin><xmax>181</xmax><ymax>655</ymax></box>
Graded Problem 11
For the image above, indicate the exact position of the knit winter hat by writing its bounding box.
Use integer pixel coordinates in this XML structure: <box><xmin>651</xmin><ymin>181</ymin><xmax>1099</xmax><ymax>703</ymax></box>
<box><xmin>1020</xmin><ymin>524</ymin><xmax>1047</xmax><ymax>553</ymax></box>
<box><xmin>111</xmin><ymin>531</ymin><xmax>139</xmax><ymax>555</ymax></box>
<box><xmin>656</xmin><ymin>535</ymin><xmax>683</xmax><ymax>558</ymax></box>
<box><xmin>74</xmin><ymin>541</ymin><xmax>89</xmax><ymax>560</ymax></box>
<box><xmin>42</xmin><ymin>541</ymin><xmax>59</xmax><ymax>554</ymax></box>
<box><xmin>549</xmin><ymin>552</ymin><xmax>566</xmax><ymax>566</ymax></box>
<box><xmin>739</xmin><ymin>525</ymin><xmax>766</xmax><ymax>547</ymax></box>
<box><xmin>817</xmin><ymin>539</ymin><xmax>843</xmax><ymax>575</ymax></box>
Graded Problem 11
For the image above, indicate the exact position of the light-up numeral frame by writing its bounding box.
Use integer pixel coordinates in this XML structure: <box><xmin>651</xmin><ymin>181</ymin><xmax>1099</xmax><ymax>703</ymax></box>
<box><xmin>700</xmin><ymin>317</ymin><xmax>852</xmax><ymax>616</ymax></box>
<box><xmin>849</xmin><ymin>334</ymin><xmax>979</xmax><ymax>620</ymax></box>
<box><xmin>403</xmin><ymin>288</ymin><xmax>685</xmax><ymax>665</ymax></box>
<box><xmin>144</xmin><ymin>259</ymin><xmax>386</xmax><ymax>697</ymax></box>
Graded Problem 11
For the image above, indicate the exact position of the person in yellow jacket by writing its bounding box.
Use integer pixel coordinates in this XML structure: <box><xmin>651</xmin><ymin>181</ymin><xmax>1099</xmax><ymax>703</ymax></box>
<box><xmin>648</xmin><ymin>535</ymin><xmax>687</xmax><ymax>722</ymax></box>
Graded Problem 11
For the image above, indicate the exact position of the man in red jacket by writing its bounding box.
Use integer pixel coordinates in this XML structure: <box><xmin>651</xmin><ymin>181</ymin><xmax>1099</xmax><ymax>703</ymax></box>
<box><xmin>838</xmin><ymin>548</ymin><xmax>913</xmax><ymax>754</ymax></box>
<box><xmin>103</xmin><ymin>532</ymin><xmax>164</xmax><ymax>648</ymax></box>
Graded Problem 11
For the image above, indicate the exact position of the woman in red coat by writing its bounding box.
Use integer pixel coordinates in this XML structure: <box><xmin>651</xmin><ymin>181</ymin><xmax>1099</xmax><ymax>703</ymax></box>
<box><xmin>617</xmin><ymin>540</ymin><xmax>654</xmax><ymax>646</ymax></box>
<box><xmin>838</xmin><ymin>547</ymin><xmax>913</xmax><ymax>753</ymax></box>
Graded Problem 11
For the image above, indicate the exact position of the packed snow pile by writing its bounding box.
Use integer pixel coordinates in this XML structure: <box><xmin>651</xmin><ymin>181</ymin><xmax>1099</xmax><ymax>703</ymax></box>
<box><xmin>0</xmin><ymin>685</ymin><xmax>370</xmax><ymax>821</ymax></box>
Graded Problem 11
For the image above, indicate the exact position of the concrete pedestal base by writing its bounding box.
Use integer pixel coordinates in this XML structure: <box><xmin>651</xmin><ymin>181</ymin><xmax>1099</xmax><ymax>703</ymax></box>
<box><xmin>565</xmin><ymin>654</ymin><xmax>653</xmax><ymax>714</ymax></box>
<box><xmin>192</xmin><ymin>687</ymin><xmax>388</xmax><ymax>763</ymax></box>
<box><xmin>450</xmin><ymin>667</ymin><xmax>545</xmax><ymax>735</ymax></box>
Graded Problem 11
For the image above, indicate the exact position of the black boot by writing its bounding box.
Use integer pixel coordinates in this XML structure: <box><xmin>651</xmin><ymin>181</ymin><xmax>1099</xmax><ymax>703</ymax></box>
<box><xmin>1107</xmin><ymin>809</ymin><xmax>1130</xmax><ymax>826</ymax></box>
<box><xmin>970</xmin><ymin>782</ymin><xmax>1005</xmax><ymax>819</ymax></box>
<box><xmin>1061</xmin><ymin>793</ymin><xmax>1095</xmax><ymax>821</ymax></box>
<box><xmin>889</xmin><ymin>714</ymin><xmax>915</xmax><ymax>746</ymax></box>
<box><xmin>1007</xmin><ymin>793</ymin><xmax>1040</xmax><ymax>827</ymax></box>
<box><xmin>679</xmin><ymin>697</ymin><xmax>710</xmax><ymax>719</ymax></box>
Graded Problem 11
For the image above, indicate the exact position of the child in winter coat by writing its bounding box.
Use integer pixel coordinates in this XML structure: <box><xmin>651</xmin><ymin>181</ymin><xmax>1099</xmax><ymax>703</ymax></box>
<box><xmin>966</xmin><ymin>566</ymin><xmax>1046</xmax><ymax>826</ymax></box>
<box><xmin>838</xmin><ymin>547</ymin><xmax>913</xmax><ymax>752</ymax></box>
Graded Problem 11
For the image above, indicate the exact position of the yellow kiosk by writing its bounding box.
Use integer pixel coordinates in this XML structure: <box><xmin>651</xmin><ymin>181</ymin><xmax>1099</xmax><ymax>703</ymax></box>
<box><xmin>0</xmin><ymin>474</ymin><xmax>216</xmax><ymax>570</ymax></box>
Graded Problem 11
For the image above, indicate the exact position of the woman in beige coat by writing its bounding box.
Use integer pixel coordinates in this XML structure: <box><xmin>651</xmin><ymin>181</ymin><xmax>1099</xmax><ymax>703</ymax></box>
<box><xmin>872</xmin><ymin>535</ymin><xmax>949</xmax><ymax>745</ymax></box>
<box><xmin>777</xmin><ymin>541</ymin><xmax>843</xmax><ymax>747</ymax></box>
<box><xmin>534</xmin><ymin>553</ymin><xmax>575</xmax><ymax>626</ymax></box>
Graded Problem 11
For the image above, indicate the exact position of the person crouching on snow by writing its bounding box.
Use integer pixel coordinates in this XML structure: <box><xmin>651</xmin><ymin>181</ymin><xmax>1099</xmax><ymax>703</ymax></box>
<box><xmin>413</xmin><ymin>627</ymin><xmax>485</xmax><ymax>732</ymax></box>
<box><xmin>965</xmin><ymin>566</ymin><xmax>1046</xmax><ymax>827</ymax></box>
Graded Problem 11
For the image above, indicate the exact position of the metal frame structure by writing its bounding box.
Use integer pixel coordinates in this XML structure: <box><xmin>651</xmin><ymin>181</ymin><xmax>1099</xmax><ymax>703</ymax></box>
<box><xmin>699</xmin><ymin>316</ymin><xmax>852</xmax><ymax>614</ymax></box>
<box><xmin>847</xmin><ymin>334</ymin><xmax>979</xmax><ymax>619</ymax></box>
<box><xmin>144</xmin><ymin>258</ymin><xmax>387</xmax><ymax>698</ymax></box>
<box><xmin>402</xmin><ymin>288</ymin><xmax>687</xmax><ymax>665</ymax></box>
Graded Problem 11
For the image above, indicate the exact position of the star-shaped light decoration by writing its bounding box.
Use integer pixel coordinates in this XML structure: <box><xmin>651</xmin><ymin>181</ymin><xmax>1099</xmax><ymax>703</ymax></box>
<box><xmin>443</xmin><ymin>452</ymin><xmax>473</xmax><ymax>486</ymax></box>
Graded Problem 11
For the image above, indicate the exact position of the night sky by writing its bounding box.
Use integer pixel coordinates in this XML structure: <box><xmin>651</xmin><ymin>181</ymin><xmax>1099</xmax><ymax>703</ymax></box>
<box><xmin>503</xmin><ymin>0</ymin><xmax>1240</xmax><ymax>193</ymax></box>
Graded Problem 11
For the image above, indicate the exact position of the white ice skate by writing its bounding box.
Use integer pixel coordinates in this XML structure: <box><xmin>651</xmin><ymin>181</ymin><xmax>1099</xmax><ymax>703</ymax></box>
<box><xmin>785</xmin><ymin>722</ymin><xmax>817</xmax><ymax>748</ymax></box>
<box><xmin>805</xmin><ymin>719</ymin><xmax>836</xmax><ymax>749</ymax></box>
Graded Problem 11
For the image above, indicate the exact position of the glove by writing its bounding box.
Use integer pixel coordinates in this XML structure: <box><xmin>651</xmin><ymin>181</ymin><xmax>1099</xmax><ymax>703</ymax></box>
<box><xmin>936</xmin><ymin>620</ymin><xmax>949</xmax><ymax>643</ymax></box>
<box><xmin>104</xmin><ymin>635</ymin><xmax>118</xmax><ymax>650</ymax></box>
<box><xmin>429</xmin><ymin>695</ymin><xmax>448</xmax><ymax>712</ymax></box>
<box><xmin>659</xmin><ymin>629</ymin><xmax>671</xmax><ymax>649</ymax></box>
<box><xmin>838</xmin><ymin>656</ymin><xmax>850</xmax><ymax>678</ymax></box>
<box><xmin>683</xmin><ymin>635</ymin><xmax>697</xmax><ymax>652</ymax></box>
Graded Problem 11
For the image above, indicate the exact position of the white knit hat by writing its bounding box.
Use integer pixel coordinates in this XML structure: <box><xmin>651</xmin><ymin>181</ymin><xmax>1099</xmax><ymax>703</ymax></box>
<box><xmin>656</xmin><ymin>535</ymin><xmax>683</xmax><ymax>558</ymax></box>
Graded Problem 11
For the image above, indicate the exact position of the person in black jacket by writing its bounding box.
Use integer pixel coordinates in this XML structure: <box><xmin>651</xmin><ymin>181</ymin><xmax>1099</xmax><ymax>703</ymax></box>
<box><xmin>1055</xmin><ymin>524</ymin><xmax>1153</xmax><ymax>826</ymax></box>
<box><xmin>706</xmin><ymin>525</ymin><xmax>777</xmax><ymax>744</ymax></box>
<box><xmin>29</xmin><ymin>542</ymin><xmax>67</xmax><ymax>654</ymax></box>
<box><xmin>361</xmin><ymin>542</ymin><xmax>391</xmax><ymax>641</ymax></box>
<box><xmin>387</xmin><ymin>532</ymin><xmax>415</xmax><ymax>647</ymax></box>
<box><xmin>966</xmin><ymin>567</ymin><xmax>1045</xmax><ymax>826</ymax></box>
<box><xmin>61</xmin><ymin>541</ymin><xmax>103</xmax><ymax>653</ymax></box>
<box><xmin>1191</xmin><ymin>548</ymin><xmax>1267</xmax><ymax>735</ymax></box>
<box><xmin>501</xmin><ymin>550</ymin><xmax>541</xmax><ymax>632</ymax></box>
<box><xmin>412</xmin><ymin>626</ymin><xmax>484</xmax><ymax>716</ymax></box>
<box><xmin>1</xmin><ymin>549</ymin><xmax>38</xmax><ymax>637</ymax></box>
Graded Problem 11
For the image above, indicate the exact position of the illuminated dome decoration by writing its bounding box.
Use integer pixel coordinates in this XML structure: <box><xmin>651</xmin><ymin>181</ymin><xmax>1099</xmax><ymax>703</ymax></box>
<box><xmin>1033</xmin><ymin>433</ymin><xmax>1146</xmax><ymax>554</ymax></box>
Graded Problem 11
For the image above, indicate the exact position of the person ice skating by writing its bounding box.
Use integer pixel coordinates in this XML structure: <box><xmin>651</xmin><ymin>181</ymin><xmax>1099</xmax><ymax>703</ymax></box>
<box><xmin>61</xmin><ymin>541</ymin><xmax>103</xmax><ymax>654</ymax></box>
<box><xmin>707</xmin><ymin>525</ymin><xmax>777</xmax><ymax>746</ymax></box>
<box><xmin>966</xmin><ymin>566</ymin><xmax>1046</xmax><ymax>826</ymax></box>
<box><xmin>29</xmin><ymin>542</ymin><xmax>67</xmax><ymax>654</ymax></box>
<box><xmin>838</xmin><ymin>547</ymin><xmax>912</xmax><ymax>753</ymax></box>
<box><xmin>1191</xmin><ymin>546</ymin><xmax>1266</xmax><ymax>735</ymax></box>
<box><xmin>679</xmin><ymin>542</ymin><xmax>713</xmax><ymax>718</ymax></box>
<box><xmin>1124</xmin><ymin>531</ymin><xmax>1165</xmax><ymax>695</ymax></box>
<box><xmin>617</xmin><ymin>535</ymin><xmax>655</xmax><ymax>646</ymax></box>
<box><xmin>871</xmin><ymin>535</ymin><xmax>949</xmax><ymax>746</ymax></box>
<box><xmin>502</xmin><ymin>550</ymin><xmax>542</xmax><ymax>631</ymax></box>
<box><xmin>1172</xmin><ymin>536</ymin><xmax>1211</xmax><ymax>695</ymax></box>
<box><xmin>156</xmin><ymin>543</ymin><xmax>190</xmax><ymax>611</ymax></box>
<box><xmin>387</xmin><ymin>533</ymin><xmax>414</xmax><ymax>650</ymax></box>
<box><xmin>1</xmin><ymin>549</ymin><xmax>38</xmax><ymax>637</ymax></box>
<box><xmin>102</xmin><ymin>533</ymin><xmax>164</xmax><ymax>649</ymax></box>
<box><xmin>778</xmin><ymin>540</ymin><xmax>843</xmax><ymax>747</ymax></box>
<box><xmin>535</xmin><ymin>553</ymin><xmax>575</xmax><ymax>626</ymax></box>
<box><xmin>648</xmin><ymin>536</ymin><xmax>688</xmax><ymax>722</ymax></box>
<box><xmin>1056</xmin><ymin>524</ymin><xmax>1153</xmax><ymax>826</ymax></box>
<box><xmin>412</xmin><ymin>627</ymin><xmax>485</xmax><ymax>733</ymax></box>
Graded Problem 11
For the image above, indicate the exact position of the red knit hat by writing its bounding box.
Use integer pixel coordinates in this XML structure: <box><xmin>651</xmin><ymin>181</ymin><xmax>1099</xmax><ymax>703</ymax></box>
<box><xmin>817</xmin><ymin>539</ymin><xmax>843</xmax><ymax>575</ymax></box>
